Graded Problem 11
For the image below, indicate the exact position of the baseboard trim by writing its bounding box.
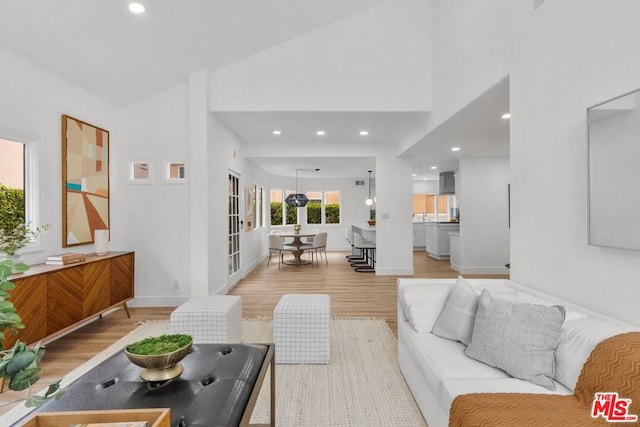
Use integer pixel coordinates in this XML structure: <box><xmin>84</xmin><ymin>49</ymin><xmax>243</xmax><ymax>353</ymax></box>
<box><xmin>454</xmin><ymin>265</ymin><xmax>510</xmax><ymax>275</ymax></box>
<box><xmin>375</xmin><ymin>267</ymin><xmax>414</xmax><ymax>276</ymax></box>
<box><xmin>129</xmin><ymin>296</ymin><xmax>189</xmax><ymax>307</ymax></box>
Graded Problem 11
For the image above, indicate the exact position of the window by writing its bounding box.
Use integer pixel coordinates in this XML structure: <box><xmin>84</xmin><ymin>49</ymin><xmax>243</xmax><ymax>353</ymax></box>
<box><xmin>284</xmin><ymin>191</ymin><xmax>297</xmax><ymax>225</ymax></box>
<box><xmin>270</xmin><ymin>189</ymin><xmax>299</xmax><ymax>226</ymax></box>
<box><xmin>248</xmin><ymin>184</ymin><xmax>265</xmax><ymax>230</ymax></box>
<box><xmin>0</xmin><ymin>135</ymin><xmax>43</xmax><ymax>252</ymax></box>
<box><xmin>306</xmin><ymin>191</ymin><xmax>322</xmax><ymax>225</ymax></box>
<box><xmin>270</xmin><ymin>189</ymin><xmax>284</xmax><ymax>226</ymax></box>
<box><xmin>270</xmin><ymin>189</ymin><xmax>341</xmax><ymax>226</ymax></box>
<box><xmin>324</xmin><ymin>191</ymin><xmax>341</xmax><ymax>224</ymax></box>
<box><xmin>305</xmin><ymin>190</ymin><xmax>341</xmax><ymax>225</ymax></box>
<box><xmin>0</xmin><ymin>139</ymin><xmax>25</xmax><ymax>227</ymax></box>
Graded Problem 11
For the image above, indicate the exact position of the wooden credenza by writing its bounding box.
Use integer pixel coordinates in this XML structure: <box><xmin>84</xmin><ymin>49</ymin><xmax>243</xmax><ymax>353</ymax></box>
<box><xmin>6</xmin><ymin>251</ymin><xmax>134</xmax><ymax>348</ymax></box>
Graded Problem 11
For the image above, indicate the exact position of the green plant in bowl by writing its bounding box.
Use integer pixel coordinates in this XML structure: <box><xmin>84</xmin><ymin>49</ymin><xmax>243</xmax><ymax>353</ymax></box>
<box><xmin>125</xmin><ymin>334</ymin><xmax>193</xmax><ymax>382</ymax></box>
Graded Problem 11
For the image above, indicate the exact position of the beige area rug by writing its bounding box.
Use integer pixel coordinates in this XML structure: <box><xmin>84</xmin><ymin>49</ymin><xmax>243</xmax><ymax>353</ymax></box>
<box><xmin>1</xmin><ymin>318</ymin><xmax>427</xmax><ymax>427</ymax></box>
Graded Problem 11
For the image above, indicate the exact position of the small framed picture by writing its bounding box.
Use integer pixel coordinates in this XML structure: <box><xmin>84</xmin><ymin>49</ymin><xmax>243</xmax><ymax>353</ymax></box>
<box><xmin>128</xmin><ymin>161</ymin><xmax>151</xmax><ymax>184</ymax></box>
<box><xmin>163</xmin><ymin>161</ymin><xmax>188</xmax><ymax>184</ymax></box>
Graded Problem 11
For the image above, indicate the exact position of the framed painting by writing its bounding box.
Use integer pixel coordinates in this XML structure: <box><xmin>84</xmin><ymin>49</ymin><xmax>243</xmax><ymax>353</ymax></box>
<box><xmin>62</xmin><ymin>115</ymin><xmax>110</xmax><ymax>247</ymax></box>
<box><xmin>245</xmin><ymin>187</ymin><xmax>255</xmax><ymax>231</ymax></box>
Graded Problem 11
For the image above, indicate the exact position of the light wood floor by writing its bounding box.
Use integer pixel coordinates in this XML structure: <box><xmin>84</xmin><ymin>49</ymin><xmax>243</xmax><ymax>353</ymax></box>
<box><xmin>0</xmin><ymin>250</ymin><xmax>507</xmax><ymax>414</ymax></box>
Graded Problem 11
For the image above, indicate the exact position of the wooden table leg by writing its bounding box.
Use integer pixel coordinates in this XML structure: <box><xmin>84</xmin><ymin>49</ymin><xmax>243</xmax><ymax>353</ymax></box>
<box><xmin>122</xmin><ymin>301</ymin><xmax>131</xmax><ymax>318</ymax></box>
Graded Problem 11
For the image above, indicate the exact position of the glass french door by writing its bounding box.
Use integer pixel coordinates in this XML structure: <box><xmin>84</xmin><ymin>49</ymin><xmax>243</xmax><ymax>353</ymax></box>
<box><xmin>228</xmin><ymin>172</ymin><xmax>240</xmax><ymax>277</ymax></box>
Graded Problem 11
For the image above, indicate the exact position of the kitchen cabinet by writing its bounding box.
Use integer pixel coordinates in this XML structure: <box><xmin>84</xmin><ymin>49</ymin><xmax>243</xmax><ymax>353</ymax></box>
<box><xmin>413</xmin><ymin>223</ymin><xmax>426</xmax><ymax>249</ymax></box>
<box><xmin>424</xmin><ymin>223</ymin><xmax>460</xmax><ymax>260</ymax></box>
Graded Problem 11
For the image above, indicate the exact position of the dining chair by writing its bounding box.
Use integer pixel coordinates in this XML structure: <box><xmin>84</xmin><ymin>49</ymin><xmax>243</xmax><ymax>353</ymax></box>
<box><xmin>303</xmin><ymin>229</ymin><xmax>319</xmax><ymax>243</ymax></box>
<box><xmin>308</xmin><ymin>232</ymin><xmax>328</xmax><ymax>267</ymax></box>
<box><xmin>267</xmin><ymin>234</ymin><xmax>287</xmax><ymax>269</ymax></box>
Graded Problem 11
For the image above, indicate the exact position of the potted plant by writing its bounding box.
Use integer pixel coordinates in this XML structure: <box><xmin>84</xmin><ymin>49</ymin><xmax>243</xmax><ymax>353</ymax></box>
<box><xmin>0</xmin><ymin>223</ymin><xmax>49</xmax><ymax>259</ymax></box>
<box><xmin>125</xmin><ymin>334</ymin><xmax>193</xmax><ymax>382</ymax></box>
<box><xmin>0</xmin><ymin>258</ymin><xmax>63</xmax><ymax>407</ymax></box>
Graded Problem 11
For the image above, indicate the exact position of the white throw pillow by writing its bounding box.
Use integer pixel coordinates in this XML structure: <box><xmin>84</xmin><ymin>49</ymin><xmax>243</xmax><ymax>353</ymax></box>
<box><xmin>465</xmin><ymin>290</ymin><xmax>566</xmax><ymax>390</ymax></box>
<box><xmin>432</xmin><ymin>276</ymin><xmax>479</xmax><ymax>345</ymax></box>
<box><xmin>400</xmin><ymin>283</ymin><xmax>453</xmax><ymax>333</ymax></box>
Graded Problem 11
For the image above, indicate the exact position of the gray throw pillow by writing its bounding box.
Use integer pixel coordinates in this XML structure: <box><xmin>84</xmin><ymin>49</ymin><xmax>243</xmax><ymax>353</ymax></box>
<box><xmin>432</xmin><ymin>276</ymin><xmax>478</xmax><ymax>345</ymax></box>
<box><xmin>464</xmin><ymin>290</ymin><xmax>566</xmax><ymax>390</ymax></box>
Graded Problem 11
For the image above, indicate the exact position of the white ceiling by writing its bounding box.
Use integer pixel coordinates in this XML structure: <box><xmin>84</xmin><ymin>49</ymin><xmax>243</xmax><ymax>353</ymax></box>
<box><xmin>247</xmin><ymin>157</ymin><xmax>376</xmax><ymax>179</ymax></box>
<box><xmin>215</xmin><ymin>111</ymin><xmax>429</xmax><ymax>147</ymax></box>
<box><xmin>0</xmin><ymin>0</ymin><xmax>384</xmax><ymax>106</ymax></box>
<box><xmin>0</xmin><ymin>1</ymin><xmax>510</xmax><ymax>181</ymax></box>
<box><xmin>403</xmin><ymin>77</ymin><xmax>510</xmax><ymax>180</ymax></box>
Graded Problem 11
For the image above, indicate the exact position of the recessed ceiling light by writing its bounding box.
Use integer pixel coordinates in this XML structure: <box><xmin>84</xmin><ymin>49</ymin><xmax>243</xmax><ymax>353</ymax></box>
<box><xmin>128</xmin><ymin>3</ymin><xmax>145</xmax><ymax>14</ymax></box>
<box><xmin>316</xmin><ymin>130</ymin><xmax>326</xmax><ymax>136</ymax></box>
<box><xmin>430</xmin><ymin>166</ymin><xmax>438</xmax><ymax>170</ymax></box>
<box><xmin>502</xmin><ymin>113</ymin><xmax>511</xmax><ymax>119</ymax></box>
<box><xmin>272</xmin><ymin>130</ymin><xmax>282</xmax><ymax>135</ymax></box>
<box><xmin>359</xmin><ymin>130</ymin><xmax>369</xmax><ymax>136</ymax></box>
<box><xmin>412</xmin><ymin>174</ymin><xmax>417</xmax><ymax>177</ymax></box>
<box><xmin>451</xmin><ymin>147</ymin><xmax>461</xmax><ymax>152</ymax></box>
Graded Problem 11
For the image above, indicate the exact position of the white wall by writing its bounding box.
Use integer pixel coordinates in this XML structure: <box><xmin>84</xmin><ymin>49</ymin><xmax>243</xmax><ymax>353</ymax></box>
<box><xmin>0</xmin><ymin>47</ymin><xmax>120</xmax><ymax>264</ymax></box>
<box><xmin>376</xmin><ymin>148</ymin><xmax>413</xmax><ymax>275</ymax></box>
<box><xmin>209</xmin><ymin>0</ymin><xmax>430</xmax><ymax>112</ymax></box>
<box><xmin>118</xmin><ymin>83</ymin><xmax>190</xmax><ymax>306</ymax></box>
<box><xmin>510</xmin><ymin>0</ymin><xmax>640</xmax><ymax>326</ymax></box>
<box><xmin>239</xmin><ymin>160</ymin><xmax>270</xmax><ymax>278</ymax></box>
<box><xmin>399</xmin><ymin>0</ymin><xmax>514</xmax><ymax>154</ymax></box>
<box><xmin>413</xmin><ymin>180</ymin><xmax>439</xmax><ymax>194</ymax></box>
<box><xmin>457</xmin><ymin>157</ymin><xmax>510</xmax><ymax>274</ymax></box>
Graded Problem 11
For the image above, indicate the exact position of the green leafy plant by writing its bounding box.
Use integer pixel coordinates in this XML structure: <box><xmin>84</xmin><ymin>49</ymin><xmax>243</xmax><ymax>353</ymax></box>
<box><xmin>0</xmin><ymin>223</ymin><xmax>49</xmax><ymax>256</ymax></box>
<box><xmin>0</xmin><ymin>183</ymin><xmax>50</xmax><ymax>256</ymax></box>
<box><xmin>270</xmin><ymin>201</ymin><xmax>283</xmax><ymax>226</ymax></box>
<box><xmin>0</xmin><ymin>259</ymin><xmax>63</xmax><ymax>407</ymax></box>
<box><xmin>126</xmin><ymin>334</ymin><xmax>192</xmax><ymax>355</ymax></box>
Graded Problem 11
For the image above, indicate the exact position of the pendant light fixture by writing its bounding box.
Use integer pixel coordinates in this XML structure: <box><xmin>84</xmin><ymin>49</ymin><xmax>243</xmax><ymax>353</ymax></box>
<box><xmin>365</xmin><ymin>170</ymin><xmax>374</xmax><ymax>206</ymax></box>
<box><xmin>285</xmin><ymin>168</ymin><xmax>320</xmax><ymax>207</ymax></box>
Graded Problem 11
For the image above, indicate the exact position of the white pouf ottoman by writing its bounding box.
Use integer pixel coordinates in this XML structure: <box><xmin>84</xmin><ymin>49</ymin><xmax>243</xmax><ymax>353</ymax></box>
<box><xmin>274</xmin><ymin>294</ymin><xmax>330</xmax><ymax>364</ymax></box>
<box><xmin>170</xmin><ymin>295</ymin><xmax>242</xmax><ymax>343</ymax></box>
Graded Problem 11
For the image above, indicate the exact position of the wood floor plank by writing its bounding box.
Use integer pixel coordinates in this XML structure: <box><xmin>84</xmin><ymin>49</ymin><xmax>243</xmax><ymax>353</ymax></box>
<box><xmin>0</xmin><ymin>251</ymin><xmax>506</xmax><ymax>414</ymax></box>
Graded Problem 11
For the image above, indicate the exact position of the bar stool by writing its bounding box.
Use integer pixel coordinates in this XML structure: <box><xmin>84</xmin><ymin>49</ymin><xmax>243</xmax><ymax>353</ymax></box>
<box><xmin>346</xmin><ymin>229</ymin><xmax>366</xmax><ymax>264</ymax></box>
<box><xmin>352</xmin><ymin>233</ymin><xmax>375</xmax><ymax>273</ymax></box>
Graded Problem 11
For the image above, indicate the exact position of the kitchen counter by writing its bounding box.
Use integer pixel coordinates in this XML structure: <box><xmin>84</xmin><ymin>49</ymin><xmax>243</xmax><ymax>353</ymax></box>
<box><xmin>424</xmin><ymin>222</ymin><xmax>460</xmax><ymax>259</ymax></box>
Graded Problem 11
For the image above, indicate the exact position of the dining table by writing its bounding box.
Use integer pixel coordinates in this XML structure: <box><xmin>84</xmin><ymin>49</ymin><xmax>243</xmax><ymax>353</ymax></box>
<box><xmin>279</xmin><ymin>232</ymin><xmax>316</xmax><ymax>265</ymax></box>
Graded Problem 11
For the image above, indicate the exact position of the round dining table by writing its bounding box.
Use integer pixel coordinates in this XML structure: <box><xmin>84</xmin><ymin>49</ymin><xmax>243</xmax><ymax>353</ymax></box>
<box><xmin>279</xmin><ymin>232</ymin><xmax>316</xmax><ymax>265</ymax></box>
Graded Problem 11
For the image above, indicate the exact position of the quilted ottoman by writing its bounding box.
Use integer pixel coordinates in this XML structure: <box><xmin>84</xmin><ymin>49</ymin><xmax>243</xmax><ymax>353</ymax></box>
<box><xmin>170</xmin><ymin>295</ymin><xmax>242</xmax><ymax>343</ymax></box>
<box><xmin>274</xmin><ymin>294</ymin><xmax>330</xmax><ymax>364</ymax></box>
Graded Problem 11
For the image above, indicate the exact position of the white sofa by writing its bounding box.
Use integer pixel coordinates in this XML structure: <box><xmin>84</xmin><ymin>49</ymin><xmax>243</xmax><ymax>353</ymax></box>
<box><xmin>397</xmin><ymin>277</ymin><xmax>639</xmax><ymax>427</ymax></box>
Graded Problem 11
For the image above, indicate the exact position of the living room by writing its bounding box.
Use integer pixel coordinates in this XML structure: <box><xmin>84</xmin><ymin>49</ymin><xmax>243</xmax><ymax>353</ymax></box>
<box><xmin>1</xmin><ymin>0</ymin><xmax>640</xmax><ymax>425</ymax></box>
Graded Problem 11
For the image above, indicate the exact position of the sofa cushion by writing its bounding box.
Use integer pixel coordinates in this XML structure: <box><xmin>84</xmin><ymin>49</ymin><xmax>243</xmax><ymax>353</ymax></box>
<box><xmin>465</xmin><ymin>290</ymin><xmax>566</xmax><ymax>390</ymax></box>
<box><xmin>554</xmin><ymin>317</ymin><xmax>637</xmax><ymax>391</ymax></box>
<box><xmin>502</xmin><ymin>283</ymin><xmax>587</xmax><ymax>323</ymax></box>
<box><xmin>399</xmin><ymin>282</ymin><xmax>453</xmax><ymax>333</ymax></box>
<box><xmin>440</xmin><ymin>377</ymin><xmax>572</xmax><ymax>412</ymax></box>
<box><xmin>432</xmin><ymin>276</ymin><xmax>479</xmax><ymax>345</ymax></box>
<box><xmin>399</xmin><ymin>323</ymin><xmax>509</xmax><ymax>404</ymax></box>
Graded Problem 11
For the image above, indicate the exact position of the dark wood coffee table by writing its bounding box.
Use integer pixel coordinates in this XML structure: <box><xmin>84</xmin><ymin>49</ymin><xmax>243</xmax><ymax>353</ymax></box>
<box><xmin>14</xmin><ymin>343</ymin><xmax>275</xmax><ymax>427</ymax></box>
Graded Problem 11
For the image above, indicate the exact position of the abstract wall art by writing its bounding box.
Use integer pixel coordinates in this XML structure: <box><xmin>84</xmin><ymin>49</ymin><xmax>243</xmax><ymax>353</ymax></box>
<box><xmin>62</xmin><ymin>115</ymin><xmax>110</xmax><ymax>247</ymax></box>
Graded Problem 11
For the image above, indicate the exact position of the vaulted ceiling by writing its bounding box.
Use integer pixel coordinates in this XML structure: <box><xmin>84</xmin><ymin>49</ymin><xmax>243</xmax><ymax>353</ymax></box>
<box><xmin>0</xmin><ymin>1</ymin><xmax>509</xmax><ymax>181</ymax></box>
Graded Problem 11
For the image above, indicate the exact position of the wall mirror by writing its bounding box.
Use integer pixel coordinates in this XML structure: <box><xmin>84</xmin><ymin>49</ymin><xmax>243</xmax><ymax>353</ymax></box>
<box><xmin>587</xmin><ymin>88</ymin><xmax>640</xmax><ymax>250</ymax></box>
